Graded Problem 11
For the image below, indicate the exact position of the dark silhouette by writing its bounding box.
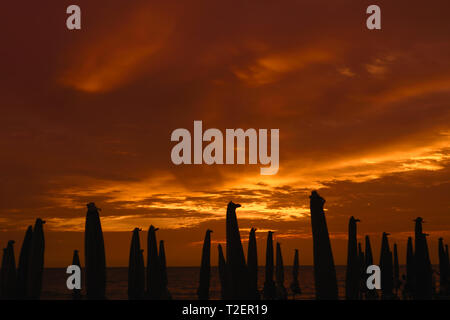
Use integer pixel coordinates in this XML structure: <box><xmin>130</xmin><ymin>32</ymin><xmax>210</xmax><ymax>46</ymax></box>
<box><xmin>72</xmin><ymin>250</ymin><xmax>82</xmax><ymax>300</ymax></box>
<box><xmin>405</xmin><ymin>236</ymin><xmax>415</xmax><ymax>299</ymax></box>
<box><xmin>225</xmin><ymin>201</ymin><xmax>249</xmax><ymax>299</ymax></box>
<box><xmin>128</xmin><ymin>228</ymin><xmax>145</xmax><ymax>300</ymax></box>
<box><xmin>197</xmin><ymin>229</ymin><xmax>212</xmax><ymax>300</ymax></box>
<box><xmin>1</xmin><ymin>241</ymin><xmax>17</xmax><ymax>299</ymax></box>
<box><xmin>0</xmin><ymin>248</ymin><xmax>6</xmax><ymax>298</ymax></box>
<box><xmin>446</xmin><ymin>244</ymin><xmax>450</xmax><ymax>296</ymax></box>
<box><xmin>217</xmin><ymin>244</ymin><xmax>227</xmax><ymax>299</ymax></box>
<box><xmin>393</xmin><ymin>243</ymin><xmax>400</xmax><ymax>297</ymax></box>
<box><xmin>345</xmin><ymin>216</ymin><xmax>360</xmax><ymax>300</ymax></box>
<box><xmin>379</xmin><ymin>232</ymin><xmax>394</xmax><ymax>299</ymax></box>
<box><xmin>275</xmin><ymin>242</ymin><xmax>287</xmax><ymax>300</ymax></box>
<box><xmin>84</xmin><ymin>203</ymin><xmax>106</xmax><ymax>300</ymax></box>
<box><xmin>247</xmin><ymin>228</ymin><xmax>259</xmax><ymax>300</ymax></box>
<box><xmin>364</xmin><ymin>235</ymin><xmax>377</xmax><ymax>300</ymax></box>
<box><xmin>309</xmin><ymin>191</ymin><xmax>338</xmax><ymax>300</ymax></box>
<box><xmin>147</xmin><ymin>225</ymin><xmax>163</xmax><ymax>299</ymax></box>
<box><xmin>357</xmin><ymin>242</ymin><xmax>365</xmax><ymax>300</ymax></box>
<box><xmin>17</xmin><ymin>226</ymin><xmax>32</xmax><ymax>299</ymax></box>
<box><xmin>413</xmin><ymin>217</ymin><xmax>433</xmax><ymax>299</ymax></box>
<box><xmin>27</xmin><ymin>218</ymin><xmax>45</xmax><ymax>299</ymax></box>
<box><xmin>263</xmin><ymin>231</ymin><xmax>276</xmax><ymax>299</ymax></box>
<box><xmin>438</xmin><ymin>238</ymin><xmax>448</xmax><ymax>296</ymax></box>
<box><xmin>290</xmin><ymin>249</ymin><xmax>302</xmax><ymax>298</ymax></box>
<box><xmin>159</xmin><ymin>240</ymin><xmax>171</xmax><ymax>299</ymax></box>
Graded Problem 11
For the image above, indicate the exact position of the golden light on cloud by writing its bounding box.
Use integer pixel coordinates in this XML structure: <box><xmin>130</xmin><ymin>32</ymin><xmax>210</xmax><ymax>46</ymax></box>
<box><xmin>234</xmin><ymin>44</ymin><xmax>338</xmax><ymax>86</ymax></box>
<box><xmin>60</xmin><ymin>5</ymin><xmax>175</xmax><ymax>92</ymax></box>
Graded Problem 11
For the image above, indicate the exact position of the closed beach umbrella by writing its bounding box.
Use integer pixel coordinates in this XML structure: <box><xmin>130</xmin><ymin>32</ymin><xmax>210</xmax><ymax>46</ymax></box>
<box><xmin>17</xmin><ymin>226</ymin><xmax>32</xmax><ymax>299</ymax></box>
<box><xmin>28</xmin><ymin>218</ymin><xmax>45</xmax><ymax>300</ymax></box>
<box><xmin>345</xmin><ymin>216</ymin><xmax>360</xmax><ymax>300</ymax></box>
<box><xmin>217</xmin><ymin>244</ymin><xmax>228</xmax><ymax>299</ymax></box>
<box><xmin>128</xmin><ymin>228</ymin><xmax>144</xmax><ymax>300</ymax></box>
<box><xmin>275</xmin><ymin>242</ymin><xmax>287</xmax><ymax>300</ymax></box>
<box><xmin>309</xmin><ymin>191</ymin><xmax>338</xmax><ymax>300</ymax></box>
<box><xmin>290</xmin><ymin>249</ymin><xmax>301</xmax><ymax>297</ymax></box>
<box><xmin>393</xmin><ymin>243</ymin><xmax>400</xmax><ymax>297</ymax></box>
<box><xmin>263</xmin><ymin>231</ymin><xmax>276</xmax><ymax>300</ymax></box>
<box><xmin>379</xmin><ymin>232</ymin><xmax>393</xmax><ymax>299</ymax></box>
<box><xmin>147</xmin><ymin>225</ymin><xmax>162</xmax><ymax>299</ymax></box>
<box><xmin>159</xmin><ymin>240</ymin><xmax>171</xmax><ymax>299</ymax></box>
<box><xmin>84</xmin><ymin>203</ymin><xmax>106</xmax><ymax>299</ymax></box>
<box><xmin>225</xmin><ymin>201</ymin><xmax>249</xmax><ymax>299</ymax></box>
<box><xmin>413</xmin><ymin>217</ymin><xmax>432</xmax><ymax>299</ymax></box>
<box><xmin>198</xmin><ymin>229</ymin><xmax>212</xmax><ymax>300</ymax></box>
<box><xmin>72</xmin><ymin>250</ymin><xmax>82</xmax><ymax>300</ymax></box>
<box><xmin>364</xmin><ymin>235</ymin><xmax>377</xmax><ymax>300</ymax></box>
<box><xmin>405</xmin><ymin>236</ymin><xmax>415</xmax><ymax>299</ymax></box>
<box><xmin>247</xmin><ymin>228</ymin><xmax>259</xmax><ymax>300</ymax></box>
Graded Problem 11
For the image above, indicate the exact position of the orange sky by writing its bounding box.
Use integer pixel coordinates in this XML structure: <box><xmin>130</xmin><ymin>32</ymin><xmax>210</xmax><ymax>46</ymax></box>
<box><xmin>1</xmin><ymin>0</ymin><xmax>450</xmax><ymax>267</ymax></box>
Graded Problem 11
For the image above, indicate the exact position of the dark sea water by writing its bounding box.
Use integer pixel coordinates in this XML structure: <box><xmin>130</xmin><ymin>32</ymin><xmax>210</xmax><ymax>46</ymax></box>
<box><xmin>42</xmin><ymin>266</ymin><xmax>353</xmax><ymax>300</ymax></box>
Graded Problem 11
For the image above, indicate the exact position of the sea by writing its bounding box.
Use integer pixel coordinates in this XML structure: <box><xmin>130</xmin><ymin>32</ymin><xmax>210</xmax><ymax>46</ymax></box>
<box><xmin>42</xmin><ymin>266</ymin><xmax>366</xmax><ymax>300</ymax></box>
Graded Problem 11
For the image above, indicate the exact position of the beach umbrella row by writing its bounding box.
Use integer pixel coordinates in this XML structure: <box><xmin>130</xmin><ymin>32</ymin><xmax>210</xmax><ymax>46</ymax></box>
<box><xmin>0</xmin><ymin>219</ymin><xmax>45</xmax><ymax>300</ymax></box>
<box><xmin>0</xmin><ymin>241</ymin><xmax>16</xmax><ymax>299</ymax></box>
<box><xmin>126</xmin><ymin>226</ymin><xmax>172</xmax><ymax>300</ymax></box>
<box><xmin>3</xmin><ymin>197</ymin><xmax>448</xmax><ymax>301</ymax></box>
<box><xmin>214</xmin><ymin>203</ymin><xmax>295</xmax><ymax>300</ymax></box>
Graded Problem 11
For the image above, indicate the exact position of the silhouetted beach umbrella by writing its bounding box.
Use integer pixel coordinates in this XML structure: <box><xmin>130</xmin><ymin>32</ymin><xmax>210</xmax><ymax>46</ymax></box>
<box><xmin>217</xmin><ymin>244</ymin><xmax>228</xmax><ymax>299</ymax></box>
<box><xmin>247</xmin><ymin>228</ymin><xmax>259</xmax><ymax>300</ymax></box>
<box><xmin>159</xmin><ymin>240</ymin><xmax>171</xmax><ymax>299</ymax></box>
<box><xmin>446</xmin><ymin>244</ymin><xmax>450</xmax><ymax>296</ymax></box>
<box><xmin>379</xmin><ymin>232</ymin><xmax>393</xmax><ymax>299</ymax></box>
<box><xmin>413</xmin><ymin>217</ymin><xmax>432</xmax><ymax>300</ymax></box>
<box><xmin>405</xmin><ymin>236</ymin><xmax>415</xmax><ymax>299</ymax></box>
<box><xmin>358</xmin><ymin>242</ymin><xmax>365</xmax><ymax>299</ymax></box>
<box><xmin>290</xmin><ymin>249</ymin><xmax>301</xmax><ymax>298</ymax></box>
<box><xmin>128</xmin><ymin>228</ymin><xmax>145</xmax><ymax>300</ymax></box>
<box><xmin>438</xmin><ymin>238</ymin><xmax>448</xmax><ymax>296</ymax></box>
<box><xmin>364</xmin><ymin>235</ymin><xmax>377</xmax><ymax>300</ymax></box>
<box><xmin>84</xmin><ymin>203</ymin><xmax>106</xmax><ymax>300</ymax></box>
<box><xmin>198</xmin><ymin>229</ymin><xmax>212</xmax><ymax>300</ymax></box>
<box><xmin>17</xmin><ymin>226</ymin><xmax>32</xmax><ymax>299</ymax></box>
<box><xmin>1</xmin><ymin>241</ymin><xmax>17</xmax><ymax>299</ymax></box>
<box><xmin>225</xmin><ymin>201</ymin><xmax>249</xmax><ymax>299</ymax></box>
<box><xmin>309</xmin><ymin>191</ymin><xmax>338</xmax><ymax>300</ymax></box>
<box><xmin>275</xmin><ymin>242</ymin><xmax>287</xmax><ymax>300</ymax></box>
<box><xmin>446</xmin><ymin>244</ymin><xmax>450</xmax><ymax>295</ymax></box>
<box><xmin>364</xmin><ymin>236</ymin><xmax>373</xmax><ymax>267</ymax></box>
<box><xmin>72</xmin><ymin>250</ymin><xmax>81</xmax><ymax>300</ymax></box>
<box><xmin>263</xmin><ymin>231</ymin><xmax>276</xmax><ymax>300</ymax></box>
<box><xmin>0</xmin><ymin>247</ymin><xmax>6</xmax><ymax>298</ymax></box>
<box><xmin>393</xmin><ymin>243</ymin><xmax>400</xmax><ymax>297</ymax></box>
<box><xmin>147</xmin><ymin>225</ymin><xmax>163</xmax><ymax>299</ymax></box>
<box><xmin>345</xmin><ymin>216</ymin><xmax>360</xmax><ymax>300</ymax></box>
<box><xmin>28</xmin><ymin>218</ymin><xmax>45</xmax><ymax>299</ymax></box>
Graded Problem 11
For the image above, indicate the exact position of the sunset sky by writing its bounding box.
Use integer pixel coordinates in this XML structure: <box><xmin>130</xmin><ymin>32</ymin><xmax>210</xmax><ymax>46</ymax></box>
<box><xmin>1</xmin><ymin>1</ymin><xmax>450</xmax><ymax>267</ymax></box>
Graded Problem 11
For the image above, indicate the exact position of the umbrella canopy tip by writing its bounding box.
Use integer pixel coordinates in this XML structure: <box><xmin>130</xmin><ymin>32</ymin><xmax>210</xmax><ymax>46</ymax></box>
<box><xmin>227</xmin><ymin>201</ymin><xmax>241</xmax><ymax>209</ymax></box>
